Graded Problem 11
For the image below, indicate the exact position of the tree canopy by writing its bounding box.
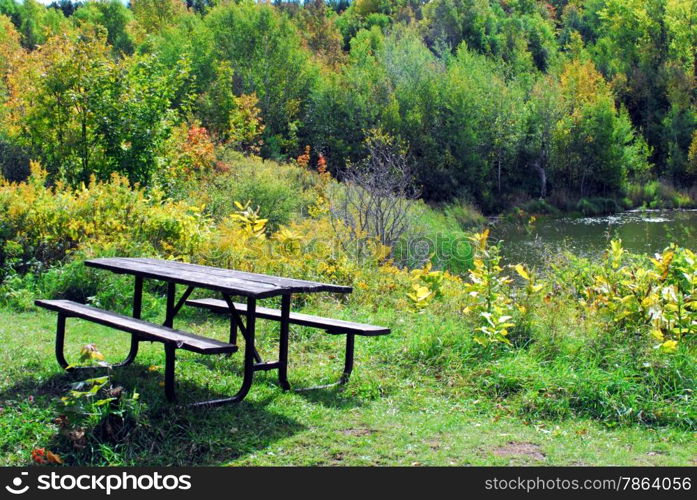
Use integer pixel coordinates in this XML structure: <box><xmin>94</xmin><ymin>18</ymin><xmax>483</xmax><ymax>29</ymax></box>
<box><xmin>0</xmin><ymin>0</ymin><xmax>694</xmax><ymax>212</ymax></box>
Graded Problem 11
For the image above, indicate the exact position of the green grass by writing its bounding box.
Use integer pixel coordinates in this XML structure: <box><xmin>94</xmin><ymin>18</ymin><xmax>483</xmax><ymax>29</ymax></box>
<box><xmin>0</xmin><ymin>308</ymin><xmax>695</xmax><ymax>466</ymax></box>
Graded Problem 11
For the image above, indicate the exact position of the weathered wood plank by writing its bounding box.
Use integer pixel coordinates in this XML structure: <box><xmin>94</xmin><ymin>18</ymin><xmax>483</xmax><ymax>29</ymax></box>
<box><xmin>87</xmin><ymin>257</ymin><xmax>353</xmax><ymax>295</ymax></box>
<box><xmin>131</xmin><ymin>258</ymin><xmax>352</xmax><ymax>293</ymax></box>
<box><xmin>85</xmin><ymin>258</ymin><xmax>284</xmax><ymax>298</ymax></box>
<box><xmin>35</xmin><ymin>300</ymin><xmax>237</xmax><ymax>354</ymax></box>
<box><xmin>186</xmin><ymin>298</ymin><xmax>390</xmax><ymax>336</ymax></box>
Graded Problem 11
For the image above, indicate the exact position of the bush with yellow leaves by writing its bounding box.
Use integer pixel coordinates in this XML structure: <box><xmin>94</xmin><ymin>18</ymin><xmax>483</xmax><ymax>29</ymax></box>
<box><xmin>578</xmin><ymin>240</ymin><xmax>696</xmax><ymax>353</ymax></box>
<box><xmin>0</xmin><ymin>163</ymin><xmax>210</xmax><ymax>275</ymax></box>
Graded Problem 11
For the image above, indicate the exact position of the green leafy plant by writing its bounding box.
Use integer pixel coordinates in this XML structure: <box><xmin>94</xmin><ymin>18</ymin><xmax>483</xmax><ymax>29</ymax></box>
<box><xmin>229</xmin><ymin>201</ymin><xmax>268</xmax><ymax>238</ymax></box>
<box><xmin>57</xmin><ymin>344</ymin><xmax>141</xmax><ymax>450</ymax></box>
<box><xmin>579</xmin><ymin>240</ymin><xmax>696</xmax><ymax>352</ymax></box>
<box><xmin>462</xmin><ymin>229</ymin><xmax>517</xmax><ymax>346</ymax></box>
<box><xmin>406</xmin><ymin>261</ymin><xmax>445</xmax><ymax>310</ymax></box>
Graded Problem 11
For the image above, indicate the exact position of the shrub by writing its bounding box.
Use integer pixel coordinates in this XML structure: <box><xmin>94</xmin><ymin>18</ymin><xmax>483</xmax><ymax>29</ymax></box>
<box><xmin>517</xmin><ymin>198</ymin><xmax>560</xmax><ymax>216</ymax></box>
<box><xmin>0</xmin><ymin>164</ymin><xmax>210</xmax><ymax>276</ymax></box>
<box><xmin>2</xmin><ymin>30</ymin><xmax>188</xmax><ymax>186</ymax></box>
<box><xmin>626</xmin><ymin>180</ymin><xmax>696</xmax><ymax>209</ymax></box>
<box><xmin>443</xmin><ymin>202</ymin><xmax>486</xmax><ymax>228</ymax></box>
<box><xmin>392</xmin><ymin>200</ymin><xmax>474</xmax><ymax>273</ymax></box>
<box><xmin>0</xmin><ymin>139</ymin><xmax>29</xmax><ymax>182</ymax></box>
<box><xmin>569</xmin><ymin>240</ymin><xmax>696</xmax><ymax>353</ymax></box>
<box><xmin>575</xmin><ymin>197</ymin><xmax>618</xmax><ymax>216</ymax></box>
<box><xmin>191</xmin><ymin>155</ymin><xmax>314</xmax><ymax>230</ymax></box>
<box><xmin>461</xmin><ymin>230</ymin><xmax>543</xmax><ymax>347</ymax></box>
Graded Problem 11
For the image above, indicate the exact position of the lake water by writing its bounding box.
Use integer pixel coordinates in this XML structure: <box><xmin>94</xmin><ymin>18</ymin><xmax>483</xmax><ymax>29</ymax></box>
<box><xmin>491</xmin><ymin>210</ymin><xmax>697</xmax><ymax>269</ymax></box>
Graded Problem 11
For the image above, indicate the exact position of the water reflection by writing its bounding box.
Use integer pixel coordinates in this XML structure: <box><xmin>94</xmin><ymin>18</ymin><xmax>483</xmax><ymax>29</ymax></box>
<box><xmin>492</xmin><ymin>210</ymin><xmax>697</xmax><ymax>268</ymax></box>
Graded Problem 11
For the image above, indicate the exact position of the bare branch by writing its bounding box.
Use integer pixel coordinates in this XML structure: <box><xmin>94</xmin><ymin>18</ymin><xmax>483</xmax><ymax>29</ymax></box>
<box><xmin>330</xmin><ymin>130</ymin><xmax>420</xmax><ymax>257</ymax></box>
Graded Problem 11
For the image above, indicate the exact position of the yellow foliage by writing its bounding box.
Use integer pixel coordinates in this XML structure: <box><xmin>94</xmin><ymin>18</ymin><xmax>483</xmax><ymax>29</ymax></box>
<box><xmin>580</xmin><ymin>240</ymin><xmax>696</xmax><ymax>352</ymax></box>
<box><xmin>0</xmin><ymin>166</ymin><xmax>210</xmax><ymax>270</ymax></box>
<box><xmin>687</xmin><ymin>130</ymin><xmax>697</xmax><ymax>176</ymax></box>
<box><xmin>514</xmin><ymin>264</ymin><xmax>530</xmax><ymax>281</ymax></box>
<box><xmin>2</xmin><ymin>165</ymin><xmax>691</xmax><ymax>360</ymax></box>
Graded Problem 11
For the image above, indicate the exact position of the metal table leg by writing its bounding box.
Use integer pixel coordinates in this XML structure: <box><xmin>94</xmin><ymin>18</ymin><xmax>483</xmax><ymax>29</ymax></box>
<box><xmin>54</xmin><ymin>314</ymin><xmax>70</xmax><ymax>370</ymax></box>
<box><xmin>223</xmin><ymin>295</ymin><xmax>262</xmax><ymax>363</ymax></box>
<box><xmin>278</xmin><ymin>294</ymin><xmax>291</xmax><ymax>390</ymax></box>
<box><xmin>164</xmin><ymin>342</ymin><xmax>177</xmax><ymax>402</ymax></box>
<box><xmin>339</xmin><ymin>333</ymin><xmax>355</xmax><ymax>384</ymax></box>
<box><xmin>164</xmin><ymin>282</ymin><xmax>194</xmax><ymax>329</ymax></box>
<box><xmin>189</xmin><ymin>295</ymin><xmax>257</xmax><ymax>407</ymax></box>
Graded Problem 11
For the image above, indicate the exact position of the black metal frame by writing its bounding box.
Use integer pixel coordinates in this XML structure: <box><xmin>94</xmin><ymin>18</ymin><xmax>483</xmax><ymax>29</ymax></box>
<box><xmin>53</xmin><ymin>275</ymin><xmax>145</xmax><ymax>372</ymax></box>
<box><xmin>162</xmin><ymin>287</ymin><xmax>357</xmax><ymax>397</ymax></box>
<box><xmin>52</xmin><ymin>271</ymin><xmax>353</xmax><ymax>406</ymax></box>
<box><xmin>340</xmin><ymin>332</ymin><xmax>355</xmax><ymax>385</ymax></box>
<box><xmin>148</xmin><ymin>282</ymin><xmax>296</xmax><ymax>407</ymax></box>
<box><xmin>138</xmin><ymin>281</ymin><xmax>266</xmax><ymax>406</ymax></box>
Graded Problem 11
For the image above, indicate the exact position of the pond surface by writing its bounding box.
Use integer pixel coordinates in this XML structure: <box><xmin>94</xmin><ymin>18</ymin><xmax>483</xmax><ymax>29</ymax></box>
<box><xmin>491</xmin><ymin>210</ymin><xmax>697</xmax><ymax>269</ymax></box>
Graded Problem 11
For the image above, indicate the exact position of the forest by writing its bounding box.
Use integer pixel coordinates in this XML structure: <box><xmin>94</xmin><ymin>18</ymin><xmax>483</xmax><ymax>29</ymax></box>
<box><xmin>0</xmin><ymin>1</ymin><xmax>695</xmax><ymax>467</ymax></box>
<box><xmin>0</xmin><ymin>0</ymin><xmax>695</xmax><ymax>213</ymax></box>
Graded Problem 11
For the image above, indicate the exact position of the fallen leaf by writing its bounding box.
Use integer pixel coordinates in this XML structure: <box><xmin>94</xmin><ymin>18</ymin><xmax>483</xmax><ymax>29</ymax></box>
<box><xmin>31</xmin><ymin>448</ymin><xmax>47</xmax><ymax>464</ymax></box>
<box><xmin>46</xmin><ymin>451</ymin><xmax>63</xmax><ymax>465</ymax></box>
<box><xmin>66</xmin><ymin>428</ymin><xmax>86</xmax><ymax>450</ymax></box>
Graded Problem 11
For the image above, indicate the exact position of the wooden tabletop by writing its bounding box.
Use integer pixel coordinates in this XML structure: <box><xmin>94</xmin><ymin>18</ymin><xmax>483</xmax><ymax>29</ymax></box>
<box><xmin>85</xmin><ymin>257</ymin><xmax>353</xmax><ymax>298</ymax></box>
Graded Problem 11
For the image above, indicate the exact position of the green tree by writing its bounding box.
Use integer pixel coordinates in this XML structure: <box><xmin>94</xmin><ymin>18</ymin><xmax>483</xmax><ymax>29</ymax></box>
<box><xmin>3</xmin><ymin>28</ymin><xmax>188</xmax><ymax>185</ymax></box>
<box><xmin>550</xmin><ymin>59</ymin><xmax>650</xmax><ymax>197</ymax></box>
<box><xmin>131</xmin><ymin>0</ymin><xmax>188</xmax><ymax>34</ymax></box>
<box><xmin>0</xmin><ymin>13</ymin><xmax>20</xmax><ymax>100</ymax></box>
<box><xmin>665</xmin><ymin>0</ymin><xmax>697</xmax><ymax>75</ymax></box>
<box><xmin>335</xmin><ymin>0</ymin><xmax>392</xmax><ymax>49</ymax></box>
<box><xmin>73</xmin><ymin>0</ymin><xmax>135</xmax><ymax>55</ymax></box>
<box><xmin>294</xmin><ymin>0</ymin><xmax>345</xmax><ymax>67</ymax></box>
<box><xmin>4</xmin><ymin>29</ymin><xmax>113</xmax><ymax>183</ymax></box>
<box><xmin>205</xmin><ymin>2</ymin><xmax>318</xmax><ymax>157</ymax></box>
<box><xmin>196</xmin><ymin>61</ymin><xmax>264</xmax><ymax>152</ymax></box>
<box><xmin>523</xmin><ymin>75</ymin><xmax>565</xmax><ymax>199</ymax></box>
<box><xmin>590</xmin><ymin>0</ymin><xmax>674</xmax><ymax>178</ymax></box>
<box><xmin>0</xmin><ymin>0</ymin><xmax>70</xmax><ymax>49</ymax></box>
<box><xmin>0</xmin><ymin>14</ymin><xmax>27</xmax><ymax>181</ymax></box>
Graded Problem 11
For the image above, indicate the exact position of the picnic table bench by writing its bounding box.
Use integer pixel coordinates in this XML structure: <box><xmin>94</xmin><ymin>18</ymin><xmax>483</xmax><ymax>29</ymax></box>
<box><xmin>35</xmin><ymin>258</ymin><xmax>390</xmax><ymax>406</ymax></box>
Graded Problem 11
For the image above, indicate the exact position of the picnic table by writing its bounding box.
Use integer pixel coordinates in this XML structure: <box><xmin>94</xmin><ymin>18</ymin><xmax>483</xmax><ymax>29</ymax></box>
<box><xmin>35</xmin><ymin>258</ymin><xmax>389</xmax><ymax>407</ymax></box>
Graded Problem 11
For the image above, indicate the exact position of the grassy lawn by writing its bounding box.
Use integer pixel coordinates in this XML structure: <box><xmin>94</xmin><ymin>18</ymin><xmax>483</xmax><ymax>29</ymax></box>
<box><xmin>0</xmin><ymin>307</ymin><xmax>695</xmax><ymax>466</ymax></box>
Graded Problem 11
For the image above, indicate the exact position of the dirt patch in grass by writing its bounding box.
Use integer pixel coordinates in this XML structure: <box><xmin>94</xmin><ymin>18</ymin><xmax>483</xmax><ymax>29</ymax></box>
<box><xmin>341</xmin><ymin>428</ymin><xmax>375</xmax><ymax>437</ymax></box>
<box><xmin>426</xmin><ymin>439</ymin><xmax>441</xmax><ymax>450</ymax></box>
<box><xmin>492</xmin><ymin>442</ymin><xmax>546</xmax><ymax>460</ymax></box>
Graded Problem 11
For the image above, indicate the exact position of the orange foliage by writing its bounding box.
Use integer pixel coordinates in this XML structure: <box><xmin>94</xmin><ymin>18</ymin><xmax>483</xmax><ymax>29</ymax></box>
<box><xmin>297</xmin><ymin>145</ymin><xmax>311</xmax><ymax>168</ymax></box>
<box><xmin>168</xmin><ymin>123</ymin><xmax>217</xmax><ymax>179</ymax></box>
<box><xmin>184</xmin><ymin>126</ymin><xmax>216</xmax><ymax>172</ymax></box>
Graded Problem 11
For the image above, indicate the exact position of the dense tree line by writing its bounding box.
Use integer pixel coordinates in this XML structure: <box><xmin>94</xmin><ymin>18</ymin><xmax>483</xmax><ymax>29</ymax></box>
<box><xmin>0</xmin><ymin>0</ymin><xmax>695</xmax><ymax>212</ymax></box>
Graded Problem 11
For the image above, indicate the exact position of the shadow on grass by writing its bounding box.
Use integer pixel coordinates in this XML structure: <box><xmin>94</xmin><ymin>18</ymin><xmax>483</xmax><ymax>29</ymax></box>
<box><xmin>0</xmin><ymin>365</ymin><xmax>305</xmax><ymax>466</ymax></box>
<box><xmin>189</xmin><ymin>354</ymin><xmax>368</xmax><ymax>411</ymax></box>
<box><xmin>290</xmin><ymin>383</ymin><xmax>364</xmax><ymax>410</ymax></box>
